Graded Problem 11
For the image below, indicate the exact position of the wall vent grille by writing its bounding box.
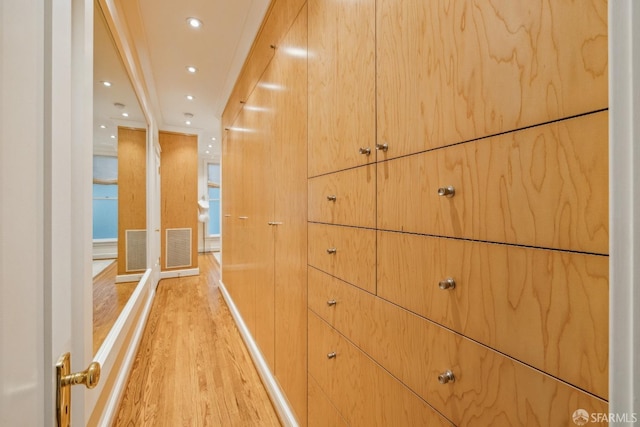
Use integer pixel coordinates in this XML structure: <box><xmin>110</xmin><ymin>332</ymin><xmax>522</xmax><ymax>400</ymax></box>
<box><xmin>166</xmin><ymin>228</ymin><xmax>192</xmax><ymax>269</ymax></box>
<box><xmin>125</xmin><ymin>229</ymin><xmax>147</xmax><ymax>272</ymax></box>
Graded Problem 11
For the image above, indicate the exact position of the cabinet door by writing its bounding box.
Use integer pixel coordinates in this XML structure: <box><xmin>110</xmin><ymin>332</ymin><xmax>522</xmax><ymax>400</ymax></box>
<box><xmin>378</xmin><ymin>112</ymin><xmax>609</xmax><ymax>254</ymax></box>
<box><xmin>272</xmin><ymin>8</ymin><xmax>309</xmax><ymax>425</ymax></box>
<box><xmin>377</xmin><ymin>0</ymin><xmax>608</xmax><ymax>160</ymax></box>
<box><xmin>308</xmin><ymin>0</ymin><xmax>376</xmax><ymax>177</ymax></box>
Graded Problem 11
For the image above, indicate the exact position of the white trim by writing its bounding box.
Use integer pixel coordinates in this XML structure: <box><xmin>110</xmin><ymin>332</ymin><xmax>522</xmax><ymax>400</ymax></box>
<box><xmin>218</xmin><ymin>279</ymin><xmax>298</xmax><ymax>427</ymax></box>
<box><xmin>609</xmin><ymin>0</ymin><xmax>640</xmax><ymax>419</ymax></box>
<box><xmin>90</xmin><ymin>269</ymin><xmax>155</xmax><ymax>426</ymax></box>
<box><xmin>93</xmin><ymin>238</ymin><xmax>117</xmax><ymax>259</ymax></box>
<box><xmin>159</xmin><ymin>268</ymin><xmax>200</xmax><ymax>279</ymax></box>
<box><xmin>116</xmin><ymin>273</ymin><xmax>144</xmax><ymax>283</ymax></box>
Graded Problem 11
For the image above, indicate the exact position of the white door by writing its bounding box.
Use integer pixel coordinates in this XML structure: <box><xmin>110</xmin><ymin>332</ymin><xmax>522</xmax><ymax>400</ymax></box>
<box><xmin>0</xmin><ymin>0</ymin><xmax>94</xmax><ymax>425</ymax></box>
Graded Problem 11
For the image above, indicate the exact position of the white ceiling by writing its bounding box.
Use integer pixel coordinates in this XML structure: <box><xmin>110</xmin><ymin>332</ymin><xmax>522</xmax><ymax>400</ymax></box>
<box><xmin>94</xmin><ymin>0</ymin><xmax>271</xmax><ymax>160</ymax></box>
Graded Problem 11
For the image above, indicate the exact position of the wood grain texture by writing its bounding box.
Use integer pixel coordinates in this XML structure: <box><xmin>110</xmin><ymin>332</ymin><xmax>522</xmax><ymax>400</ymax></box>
<box><xmin>117</xmin><ymin>127</ymin><xmax>147</xmax><ymax>275</ymax></box>
<box><xmin>308</xmin><ymin>165</ymin><xmax>376</xmax><ymax>228</ymax></box>
<box><xmin>378</xmin><ymin>111</ymin><xmax>609</xmax><ymax>254</ymax></box>
<box><xmin>159</xmin><ymin>131</ymin><xmax>199</xmax><ymax>270</ymax></box>
<box><xmin>307</xmin><ymin>375</ymin><xmax>348</xmax><ymax>427</ymax></box>
<box><xmin>307</xmin><ymin>223</ymin><xmax>376</xmax><ymax>294</ymax></box>
<box><xmin>377</xmin><ymin>231</ymin><xmax>608</xmax><ymax>399</ymax></box>
<box><xmin>308</xmin><ymin>268</ymin><xmax>609</xmax><ymax>426</ymax></box>
<box><xmin>223</xmin><ymin>0</ymin><xmax>307</xmax><ymax>126</ymax></box>
<box><xmin>92</xmin><ymin>260</ymin><xmax>136</xmax><ymax>354</ymax></box>
<box><xmin>308</xmin><ymin>0</ymin><xmax>376</xmax><ymax>177</ymax></box>
<box><xmin>270</xmin><ymin>8</ymin><xmax>309</xmax><ymax>426</ymax></box>
<box><xmin>113</xmin><ymin>254</ymin><xmax>280</xmax><ymax>427</ymax></box>
<box><xmin>376</xmin><ymin>0</ymin><xmax>608</xmax><ymax>160</ymax></box>
<box><xmin>308</xmin><ymin>311</ymin><xmax>453</xmax><ymax>427</ymax></box>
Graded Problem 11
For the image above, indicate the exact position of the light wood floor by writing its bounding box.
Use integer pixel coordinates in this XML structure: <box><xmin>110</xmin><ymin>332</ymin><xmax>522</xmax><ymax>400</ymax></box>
<box><xmin>113</xmin><ymin>253</ymin><xmax>281</xmax><ymax>426</ymax></box>
<box><xmin>93</xmin><ymin>261</ymin><xmax>137</xmax><ymax>354</ymax></box>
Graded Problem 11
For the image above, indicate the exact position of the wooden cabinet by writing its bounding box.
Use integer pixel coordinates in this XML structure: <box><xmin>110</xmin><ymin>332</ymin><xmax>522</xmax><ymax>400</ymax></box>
<box><xmin>308</xmin><ymin>165</ymin><xmax>376</xmax><ymax>228</ymax></box>
<box><xmin>307</xmin><ymin>0</ymin><xmax>376</xmax><ymax>177</ymax></box>
<box><xmin>308</xmin><ymin>223</ymin><xmax>376</xmax><ymax>294</ymax></box>
<box><xmin>377</xmin><ymin>230</ymin><xmax>609</xmax><ymax>399</ymax></box>
<box><xmin>378</xmin><ymin>112</ymin><xmax>608</xmax><ymax>254</ymax></box>
<box><xmin>221</xmin><ymin>3</ymin><xmax>308</xmax><ymax>424</ymax></box>
<box><xmin>309</xmin><ymin>268</ymin><xmax>609</xmax><ymax>426</ymax></box>
<box><xmin>307</xmin><ymin>376</ymin><xmax>347</xmax><ymax>427</ymax></box>
<box><xmin>308</xmin><ymin>311</ymin><xmax>452</xmax><ymax>427</ymax></box>
<box><xmin>376</xmin><ymin>0</ymin><xmax>608</xmax><ymax>160</ymax></box>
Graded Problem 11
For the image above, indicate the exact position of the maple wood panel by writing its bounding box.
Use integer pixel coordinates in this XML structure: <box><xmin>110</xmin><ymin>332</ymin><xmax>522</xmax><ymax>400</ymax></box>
<box><xmin>117</xmin><ymin>127</ymin><xmax>146</xmax><ymax>275</ymax></box>
<box><xmin>376</xmin><ymin>231</ymin><xmax>609</xmax><ymax>399</ymax></box>
<box><xmin>308</xmin><ymin>164</ymin><xmax>376</xmax><ymax>228</ymax></box>
<box><xmin>308</xmin><ymin>223</ymin><xmax>376</xmax><ymax>294</ymax></box>
<box><xmin>377</xmin><ymin>0</ymin><xmax>608</xmax><ymax>160</ymax></box>
<box><xmin>308</xmin><ymin>312</ymin><xmax>453</xmax><ymax>426</ymax></box>
<box><xmin>308</xmin><ymin>0</ymin><xmax>376</xmax><ymax>176</ymax></box>
<box><xmin>159</xmin><ymin>131</ymin><xmax>198</xmax><ymax>270</ymax></box>
<box><xmin>308</xmin><ymin>268</ymin><xmax>609</xmax><ymax>426</ymax></box>
<box><xmin>378</xmin><ymin>112</ymin><xmax>609</xmax><ymax>254</ymax></box>
<box><xmin>307</xmin><ymin>375</ymin><xmax>348</xmax><ymax>427</ymax></box>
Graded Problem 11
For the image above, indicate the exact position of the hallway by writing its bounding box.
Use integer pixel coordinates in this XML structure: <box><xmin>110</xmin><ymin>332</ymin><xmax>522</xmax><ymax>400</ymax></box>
<box><xmin>113</xmin><ymin>254</ymin><xmax>280</xmax><ymax>426</ymax></box>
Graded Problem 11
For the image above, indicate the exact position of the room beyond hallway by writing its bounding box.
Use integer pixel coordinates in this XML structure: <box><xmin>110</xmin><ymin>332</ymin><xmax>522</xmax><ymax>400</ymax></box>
<box><xmin>113</xmin><ymin>254</ymin><xmax>281</xmax><ymax>426</ymax></box>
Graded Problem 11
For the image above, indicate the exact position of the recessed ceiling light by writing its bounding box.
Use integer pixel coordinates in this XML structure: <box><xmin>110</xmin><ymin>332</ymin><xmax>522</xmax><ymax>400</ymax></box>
<box><xmin>185</xmin><ymin>120</ymin><xmax>191</xmax><ymax>125</ymax></box>
<box><xmin>102</xmin><ymin>81</ymin><xmax>112</xmax><ymax>87</ymax></box>
<box><xmin>187</xmin><ymin>17</ymin><xmax>202</xmax><ymax>28</ymax></box>
<box><xmin>110</xmin><ymin>135</ymin><xmax>116</xmax><ymax>139</ymax></box>
<box><xmin>100</xmin><ymin>125</ymin><xmax>106</xmax><ymax>129</ymax></box>
<box><xmin>122</xmin><ymin>112</ymin><xmax>129</xmax><ymax>117</ymax></box>
<box><xmin>186</xmin><ymin>66</ymin><xmax>198</xmax><ymax>73</ymax></box>
<box><xmin>205</xmin><ymin>150</ymin><xmax>210</xmax><ymax>154</ymax></box>
<box><xmin>184</xmin><ymin>112</ymin><xmax>194</xmax><ymax>119</ymax></box>
<box><xmin>208</xmin><ymin>144</ymin><xmax>212</xmax><ymax>148</ymax></box>
<box><xmin>186</xmin><ymin>95</ymin><xmax>195</xmax><ymax>101</ymax></box>
<box><xmin>211</xmin><ymin>137</ymin><xmax>216</xmax><ymax>141</ymax></box>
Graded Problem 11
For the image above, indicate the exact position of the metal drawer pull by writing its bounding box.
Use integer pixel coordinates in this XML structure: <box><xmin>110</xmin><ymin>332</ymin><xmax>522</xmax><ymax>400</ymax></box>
<box><xmin>438</xmin><ymin>370</ymin><xmax>455</xmax><ymax>384</ymax></box>
<box><xmin>268</xmin><ymin>221</ymin><xmax>283</xmax><ymax>226</ymax></box>
<box><xmin>439</xmin><ymin>278</ymin><xmax>456</xmax><ymax>290</ymax></box>
<box><xmin>238</xmin><ymin>216</ymin><xmax>249</xmax><ymax>220</ymax></box>
<box><xmin>224</xmin><ymin>214</ymin><xmax>231</xmax><ymax>217</ymax></box>
<box><xmin>376</xmin><ymin>143</ymin><xmax>389</xmax><ymax>152</ymax></box>
<box><xmin>327</xmin><ymin>352</ymin><xmax>337</xmax><ymax>359</ymax></box>
<box><xmin>438</xmin><ymin>186</ymin><xmax>455</xmax><ymax>197</ymax></box>
<box><xmin>359</xmin><ymin>147</ymin><xmax>371</xmax><ymax>156</ymax></box>
<box><xmin>327</xmin><ymin>195</ymin><xmax>337</xmax><ymax>202</ymax></box>
<box><xmin>327</xmin><ymin>299</ymin><xmax>337</xmax><ymax>306</ymax></box>
<box><xmin>326</xmin><ymin>247</ymin><xmax>337</xmax><ymax>254</ymax></box>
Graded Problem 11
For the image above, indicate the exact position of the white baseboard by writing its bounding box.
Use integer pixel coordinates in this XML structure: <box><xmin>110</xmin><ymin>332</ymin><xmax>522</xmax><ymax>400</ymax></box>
<box><xmin>218</xmin><ymin>279</ymin><xmax>298</xmax><ymax>427</ymax></box>
<box><xmin>116</xmin><ymin>273</ymin><xmax>144</xmax><ymax>283</ymax></box>
<box><xmin>159</xmin><ymin>267</ymin><xmax>200</xmax><ymax>279</ymax></box>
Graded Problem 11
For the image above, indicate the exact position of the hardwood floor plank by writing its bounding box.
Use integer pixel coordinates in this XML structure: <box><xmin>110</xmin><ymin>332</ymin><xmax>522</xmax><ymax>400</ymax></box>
<box><xmin>113</xmin><ymin>254</ymin><xmax>281</xmax><ymax>426</ymax></box>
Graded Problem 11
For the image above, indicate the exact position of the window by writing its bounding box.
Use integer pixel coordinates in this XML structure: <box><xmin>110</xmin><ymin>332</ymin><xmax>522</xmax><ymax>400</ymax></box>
<box><xmin>93</xmin><ymin>155</ymin><xmax>118</xmax><ymax>239</ymax></box>
<box><xmin>207</xmin><ymin>163</ymin><xmax>221</xmax><ymax>235</ymax></box>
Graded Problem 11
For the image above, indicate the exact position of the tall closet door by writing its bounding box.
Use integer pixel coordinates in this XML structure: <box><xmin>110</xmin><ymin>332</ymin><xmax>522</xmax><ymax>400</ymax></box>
<box><xmin>272</xmin><ymin>6</ymin><xmax>308</xmax><ymax>425</ymax></box>
<box><xmin>307</xmin><ymin>0</ymin><xmax>375</xmax><ymax>177</ymax></box>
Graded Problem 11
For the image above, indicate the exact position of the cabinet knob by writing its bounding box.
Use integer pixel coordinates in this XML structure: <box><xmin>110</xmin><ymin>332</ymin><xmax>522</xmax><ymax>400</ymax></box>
<box><xmin>326</xmin><ymin>247</ymin><xmax>337</xmax><ymax>254</ymax></box>
<box><xmin>327</xmin><ymin>352</ymin><xmax>337</xmax><ymax>359</ymax></box>
<box><xmin>359</xmin><ymin>147</ymin><xmax>371</xmax><ymax>156</ymax></box>
<box><xmin>238</xmin><ymin>216</ymin><xmax>249</xmax><ymax>220</ymax></box>
<box><xmin>376</xmin><ymin>143</ymin><xmax>389</xmax><ymax>152</ymax></box>
<box><xmin>439</xmin><ymin>278</ymin><xmax>456</xmax><ymax>290</ymax></box>
<box><xmin>327</xmin><ymin>195</ymin><xmax>337</xmax><ymax>202</ymax></box>
<box><xmin>326</xmin><ymin>299</ymin><xmax>337</xmax><ymax>306</ymax></box>
<box><xmin>438</xmin><ymin>186</ymin><xmax>455</xmax><ymax>197</ymax></box>
<box><xmin>438</xmin><ymin>370</ymin><xmax>455</xmax><ymax>384</ymax></box>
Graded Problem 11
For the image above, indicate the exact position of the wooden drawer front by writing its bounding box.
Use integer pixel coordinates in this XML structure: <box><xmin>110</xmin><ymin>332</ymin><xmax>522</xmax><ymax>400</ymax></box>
<box><xmin>376</xmin><ymin>0</ymin><xmax>608</xmax><ymax>160</ymax></box>
<box><xmin>308</xmin><ymin>312</ymin><xmax>452</xmax><ymax>427</ymax></box>
<box><xmin>308</xmin><ymin>375</ymin><xmax>348</xmax><ymax>427</ymax></box>
<box><xmin>308</xmin><ymin>0</ymin><xmax>375</xmax><ymax>177</ymax></box>
<box><xmin>309</xmin><ymin>276</ymin><xmax>609</xmax><ymax>425</ymax></box>
<box><xmin>308</xmin><ymin>165</ymin><xmax>376</xmax><ymax>228</ymax></box>
<box><xmin>378</xmin><ymin>111</ymin><xmax>608</xmax><ymax>254</ymax></box>
<box><xmin>308</xmin><ymin>223</ymin><xmax>376</xmax><ymax>293</ymax></box>
<box><xmin>377</xmin><ymin>231</ymin><xmax>609</xmax><ymax>399</ymax></box>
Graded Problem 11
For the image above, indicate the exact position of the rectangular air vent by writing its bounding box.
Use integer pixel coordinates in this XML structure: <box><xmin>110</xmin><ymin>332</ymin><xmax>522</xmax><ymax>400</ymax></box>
<box><xmin>166</xmin><ymin>228</ymin><xmax>192</xmax><ymax>269</ymax></box>
<box><xmin>125</xmin><ymin>229</ymin><xmax>147</xmax><ymax>272</ymax></box>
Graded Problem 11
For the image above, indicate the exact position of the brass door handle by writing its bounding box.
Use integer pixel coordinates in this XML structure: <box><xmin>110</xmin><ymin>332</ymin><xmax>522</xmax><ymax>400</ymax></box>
<box><xmin>56</xmin><ymin>353</ymin><xmax>101</xmax><ymax>426</ymax></box>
